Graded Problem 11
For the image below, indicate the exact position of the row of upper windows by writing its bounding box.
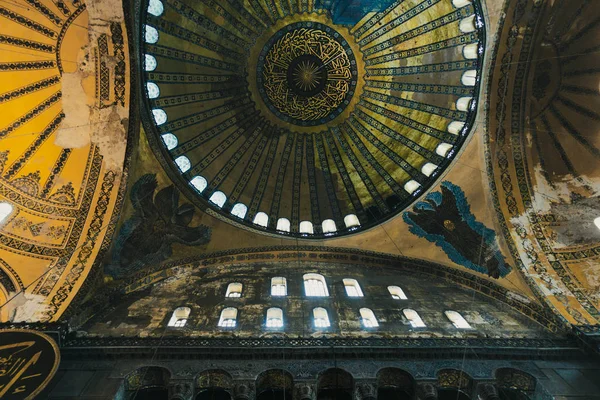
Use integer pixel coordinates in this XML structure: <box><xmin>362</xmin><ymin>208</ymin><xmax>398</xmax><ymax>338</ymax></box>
<box><xmin>167</xmin><ymin>306</ymin><xmax>472</xmax><ymax>330</ymax></box>
<box><xmin>223</xmin><ymin>275</ymin><xmax>407</xmax><ymax>300</ymax></box>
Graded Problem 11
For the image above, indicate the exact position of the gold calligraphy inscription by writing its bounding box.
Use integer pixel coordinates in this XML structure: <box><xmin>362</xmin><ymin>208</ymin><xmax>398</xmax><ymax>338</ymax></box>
<box><xmin>262</xmin><ymin>28</ymin><xmax>353</xmax><ymax>122</ymax></box>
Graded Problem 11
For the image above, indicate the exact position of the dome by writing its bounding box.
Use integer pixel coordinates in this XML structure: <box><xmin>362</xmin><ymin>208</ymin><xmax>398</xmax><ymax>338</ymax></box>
<box><xmin>141</xmin><ymin>0</ymin><xmax>485</xmax><ymax>237</ymax></box>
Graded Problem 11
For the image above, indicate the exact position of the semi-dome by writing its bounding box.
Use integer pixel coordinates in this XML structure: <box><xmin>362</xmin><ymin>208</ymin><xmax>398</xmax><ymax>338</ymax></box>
<box><xmin>140</xmin><ymin>0</ymin><xmax>485</xmax><ymax>237</ymax></box>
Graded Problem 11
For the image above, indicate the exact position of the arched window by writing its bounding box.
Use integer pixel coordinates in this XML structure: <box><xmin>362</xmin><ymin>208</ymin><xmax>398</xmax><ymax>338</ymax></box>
<box><xmin>147</xmin><ymin>0</ymin><xmax>164</xmax><ymax>16</ymax></box>
<box><xmin>253</xmin><ymin>212</ymin><xmax>269</xmax><ymax>227</ymax></box>
<box><xmin>404</xmin><ymin>180</ymin><xmax>421</xmax><ymax>195</ymax></box>
<box><xmin>209</xmin><ymin>191</ymin><xmax>227</xmax><ymax>208</ymax></box>
<box><xmin>388</xmin><ymin>286</ymin><xmax>407</xmax><ymax>300</ymax></box>
<box><xmin>265</xmin><ymin>307</ymin><xmax>283</xmax><ymax>328</ymax></box>
<box><xmin>445</xmin><ymin>310</ymin><xmax>472</xmax><ymax>329</ymax></box>
<box><xmin>303</xmin><ymin>273</ymin><xmax>329</xmax><ymax>297</ymax></box>
<box><xmin>456</xmin><ymin>97</ymin><xmax>473</xmax><ymax>112</ymax></box>
<box><xmin>271</xmin><ymin>277</ymin><xmax>287</xmax><ymax>296</ymax></box>
<box><xmin>225</xmin><ymin>282</ymin><xmax>242</xmax><ymax>298</ymax></box>
<box><xmin>144</xmin><ymin>54</ymin><xmax>157</xmax><ymax>71</ymax></box>
<box><xmin>144</xmin><ymin>25</ymin><xmax>159</xmax><ymax>43</ymax></box>
<box><xmin>299</xmin><ymin>220</ymin><xmax>314</xmax><ymax>234</ymax></box>
<box><xmin>452</xmin><ymin>0</ymin><xmax>471</xmax><ymax>8</ymax></box>
<box><xmin>152</xmin><ymin>109</ymin><xmax>167</xmax><ymax>125</ymax></box>
<box><xmin>343</xmin><ymin>279</ymin><xmax>363</xmax><ymax>297</ymax></box>
<box><xmin>146</xmin><ymin>82</ymin><xmax>160</xmax><ymax>99</ymax></box>
<box><xmin>461</xmin><ymin>70</ymin><xmax>477</xmax><ymax>86</ymax></box>
<box><xmin>231</xmin><ymin>203</ymin><xmax>247</xmax><ymax>219</ymax></box>
<box><xmin>447</xmin><ymin>121</ymin><xmax>465</xmax><ymax>135</ymax></box>
<box><xmin>161</xmin><ymin>133</ymin><xmax>178</xmax><ymax>150</ymax></box>
<box><xmin>436</xmin><ymin>143</ymin><xmax>453</xmax><ymax>157</ymax></box>
<box><xmin>174</xmin><ymin>155</ymin><xmax>190</xmax><ymax>173</ymax></box>
<box><xmin>403</xmin><ymin>309</ymin><xmax>426</xmax><ymax>328</ymax></box>
<box><xmin>0</xmin><ymin>202</ymin><xmax>14</xmax><ymax>224</ymax></box>
<box><xmin>276</xmin><ymin>218</ymin><xmax>290</xmax><ymax>232</ymax></box>
<box><xmin>313</xmin><ymin>307</ymin><xmax>330</xmax><ymax>328</ymax></box>
<box><xmin>594</xmin><ymin>217</ymin><xmax>600</xmax><ymax>231</ymax></box>
<box><xmin>463</xmin><ymin>43</ymin><xmax>479</xmax><ymax>59</ymax></box>
<box><xmin>190</xmin><ymin>176</ymin><xmax>207</xmax><ymax>193</ymax></box>
<box><xmin>322</xmin><ymin>219</ymin><xmax>337</xmax><ymax>233</ymax></box>
<box><xmin>421</xmin><ymin>163</ymin><xmax>438</xmax><ymax>177</ymax></box>
<box><xmin>459</xmin><ymin>15</ymin><xmax>476</xmax><ymax>33</ymax></box>
<box><xmin>360</xmin><ymin>308</ymin><xmax>378</xmax><ymax>328</ymax></box>
<box><xmin>344</xmin><ymin>214</ymin><xmax>360</xmax><ymax>228</ymax></box>
<box><xmin>218</xmin><ymin>307</ymin><xmax>237</xmax><ymax>327</ymax></box>
<box><xmin>167</xmin><ymin>306</ymin><xmax>190</xmax><ymax>327</ymax></box>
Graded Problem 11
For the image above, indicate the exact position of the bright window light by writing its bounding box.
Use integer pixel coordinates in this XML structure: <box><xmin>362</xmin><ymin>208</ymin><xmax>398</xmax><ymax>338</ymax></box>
<box><xmin>436</xmin><ymin>143</ymin><xmax>453</xmax><ymax>157</ymax></box>
<box><xmin>152</xmin><ymin>109</ymin><xmax>167</xmax><ymax>125</ymax></box>
<box><xmin>594</xmin><ymin>217</ymin><xmax>600</xmax><ymax>231</ymax></box>
<box><xmin>266</xmin><ymin>307</ymin><xmax>283</xmax><ymax>328</ymax></box>
<box><xmin>209</xmin><ymin>191</ymin><xmax>226</xmax><ymax>208</ymax></box>
<box><xmin>218</xmin><ymin>307</ymin><xmax>237</xmax><ymax>327</ymax></box>
<box><xmin>144</xmin><ymin>54</ymin><xmax>157</xmax><ymax>71</ymax></box>
<box><xmin>161</xmin><ymin>133</ymin><xmax>177</xmax><ymax>150</ymax></box>
<box><xmin>190</xmin><ymin>176</ymin><xmax>207</xmax><ymax>193</ymax></box>
<box><xmin>167</xmin><ymin>307</ymin><xmax>190</xmax><ymax>327</ymax></box>
<box><xmin>276</xmin><ymin>218</ymin><xmax>290</xmax><ymax>232</ymax></box>
<box><xmin>146</xmin><ymin>82</ymin><xmax>160</xmax><ymax>99</ymax></box>
<box><xmin>344</xmin><ymin>214</ymin><xmax>360</xmax><ymax>228</ymax></box>
<box><xmin>447</xmin><ymin>121</ymin><xmax>465</xmax><ymax>135</ymax></box>
<box><xmin>403</xmin><ymin>309</ymin><xmax>426</xmax><ymax>328</ymax></box>
<box><xmin>144</xmin><ymin>25</ymin><xmax>159</xmax><ymax>43</ymax></box>
<box><xmin>404</xmin><ymin>180</ymin><xmax>421</xmax><ymax>195</ymax></box>
<box><xmin>174</xmin><ymin>156</ymin><xmax>190</xmax><ymax>173</ymax></box>
<box><xmin>271</xmin><ymin>277</ymin><xmax>287</xmax><ymax>296</ymax></box>
<box><xmin>421</xmin><ymin>163</ymin><xmax>438</xmax><ymax>177</ymax></box>
<box><xmin>360</xmin><ymin>308</ymin><xmax>379</xmax><ymax>328</ymax></box>
<box><xmin>322</xmin><ymin>219</ymin><xmax>337</xmax><ymax>233</ymax></box>
<box><xmin>313</xmin><ymin>307</ymin><xmax>330</xmax><ymax>328</ymax></box>
<box><xmin>343</xmin><ymin>279</ymin><xmax>364</xmax><ymax>297</ymax></box>
<box><xmin>445</xmin><ymin>310</ymin><xmax>472</xmax><ymax>329</ymax></box>
<box><xmin>299</xmin><ymin>220</ymin><xmax>314</xmax><ymax>234</ymax></box>
<box><xmin>225</xmin><ymin>282</ymin><xmax>242</xmax><ymax>298</ymax></box>
<box><xmin>0</xmin><ymin>202</ymin><xmax>14</xmax><ymax>224</ymax></box>
<box><xmin>388</xmin><ymin>286</ymin><xmax>407</xmax><ymax>300</ymax></box>
<box><xmin>304</xmin><ymin>274</ymin><xmax>329</xmax><ymax>297</ymax></box>
<box><xmin>231</xmin><ymin>203</ymin><xmax>247</xmax><ymax>219</ymax></box>
<box><xmin>147</xmin><ymin>0</ymin><xmax>164</xmax><ymax>16</ymax></box>
<box><xmin>253</xmin><ymin>212</ymin><xmax>269</xmax><ymax>227</ymax></box>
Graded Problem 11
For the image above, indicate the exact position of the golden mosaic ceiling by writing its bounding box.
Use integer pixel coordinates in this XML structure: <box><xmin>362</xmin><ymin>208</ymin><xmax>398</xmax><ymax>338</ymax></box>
<box><xmin>140</xmin><ymin>0</ymin><xmax>486</xmax><ymax>238</ymax></box>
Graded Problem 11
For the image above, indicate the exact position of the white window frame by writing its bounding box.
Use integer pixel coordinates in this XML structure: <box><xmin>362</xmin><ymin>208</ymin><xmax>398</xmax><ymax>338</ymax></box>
<box><xmin>403</xmin><ymin>309</ymin><xmax>426</xmax><ymax>328</ymax></box>
<box><xmin>167</xmin><ymin>306</ymin><xmax>191</xmax><ymax>327</ymax></box>
<box><xmin>360</xmin><ymin>308</ymin><xmax>379</xmax><ymax>328</ymax></box>
<box><xmin>343</xmin><ymin>278</ymin><xmax>364</xmax><ymax>297</ymax></box>
<box><xmin>271</xmin><ymin>277</ymin><xmax>287</xmax><ymax>296</ymax></box>
<box><xmin>225</xmin><ymin>282</ymin><xmax>242</xmax><ymax>298</ymax></box>
<box><xmin>218</xmin><ymin>307</ymin><xmax>237</xmax><ymax>328</ymax></box>
<box><xmin>387</xmin><ymin>286</ymin><xmax>407</xmax><ymax>300</ymax></box>
<box><xmin>313</xmin><ymin>307</ymin><xmax>330</xmax><ymax>328</ymax></box>
<box><xmin>445</xmin><ymin>310</ymin><xmax>472</xmax><ymax>329</ymax></box>
<box><xmin>303</xmin><ymin>273</ymin><xmax>329</xmax><ymax>297</ymax></box>
<box><xmin>266</xmin><ymin>307</ymin><xmax>283</xmax><ymax>328</ymax></box>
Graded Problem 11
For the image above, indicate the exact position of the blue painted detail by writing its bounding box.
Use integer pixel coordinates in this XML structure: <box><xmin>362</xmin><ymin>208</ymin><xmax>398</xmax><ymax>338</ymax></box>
<box><xmin>315</xmin><ymin>0</ymin><xmax>397</xmax><ymax>26</ymax></box>
<box><xmin>403</xmin><ymin>181</ymin><xmax>511</xmax><ymax>278</ymax></box>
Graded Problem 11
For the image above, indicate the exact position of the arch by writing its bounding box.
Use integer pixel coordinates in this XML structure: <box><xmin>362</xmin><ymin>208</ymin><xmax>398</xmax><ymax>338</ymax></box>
<box><xmin>448</xmin><ymin>121</ymin><xmax>466</xmax><ymax>135</ymax></box>
<box><xmin>209</xmin><ymin>191</ymin><xmax>227</xmax><ymax>208</ymax></box>
<box><xmin>299</xmin><ymin>220</ymin><xmax>314</xmax><ymax>234</ymax></box>
<box><xmin>225</xmin><ymin>282</ymin><xmax>242</xmax><ymax>298</ymax></box>
<box><xmin>359</xmin><ymin>307</ymin><xmax>378</xmax><ymax>327</ymax></box>
<box><xmin>437</xmin><ymin>369</ymin><xmax>472</xmax><ymax>400</ymax></box>
<box><xmin>265</xmin><ymin>307</ymin><xmax>283</xmax><ymax>328</ymax></box>
<box><xmin>271</xmin><ymin>277</ymin><xmax>287</xmax><ymax>296</ymax></box>
<box><xmin>343</xmin><ymin>278</ymin><xmax>363</xmax><ymax>297</ymax></box>
<box><xmin>436</xmin><ymin>143</ymin><xmax>453</xmax><ymax>157</ymax></box>
<box><xmin>144</xmin><ymin>54</ymin><xmax>157</xmax><ymax>71</ymax></box>
<box><xmin>312</xmin><ymin>307</ymin><xmax>330</xmax><ymax>328</ymax></box>
<box><xmin>388</xmin><ymin>286</ymin><xmax>407</xmax><ymax>300</ymax></box>
<box><xmin>231</xmin><ymin>203</ymin><xmax>247</xmax><ymax>219</ymax></box>
<box><xmin>463</xmin><ymin>43</ymin><xmax>479</xmax><ymax>59</ymax></box>
<box><xmin>174</xmin><ymin>156</ymin><xmax>191</xmax><ymax>173</ymax></box>
<box><xmin>495</xmin><ymin>368</ymin><xmax>536</xmax><ymax>399</ymax></box>
<box><xmin>125</xmin><ymin>366</ymin><xmax>171</xmax><ymax>400</ymax></box>
<box><xmin>144</xmin><ymin>25</ymin><xmax>159</xmax><ymax>43</ymax></box>
<box><xmin>161</xmin><ymin>133</ymin><xmax>178</xmax><ymax>150</ymax></box>
<box><xmin>190</xmin><ymin>176</ymin><xmax>207</xmax><ymax>193</ymax></box>
<box><xmin>444</xmin><ymin>310</ymin><xmax>472</xmax><ymax>329</ymax></box>
<box><xmin>344</xmin><ymin>214</ymin><xmax>360</xmax><ymax>228</ymax></box>
<box><xmin>461</xmin><ymin>70</ymin><xmax>478</xmax><ymax>86</ymax></box>
<box><xmin>459</xmin><ymin>15</ymin><xmax>476</xmax><ymax>33</ymax></box>
<box><xmin>304</xmin><ymin>273</ymin><xmax>329</xmax><ymax>297</ymax></box>
<box><xmin>594</xmin><ymin>216</ymin><xmax>600</xmax><ymax>231</ymax></box>
<box><xmin>403</xmin><ymin>309</ymin><xmax>426</xmax><ymax>328</ymax></box>
<box><xmin>218</xmin><ymin>307</ymin><xmax>237</xmax><ymax>327</ymax></box>
<box><xmin>196</xmin><ymin>369</ymin><xmax>233</xmax><ymax>400</ymax></box>
<box><xmin>404</xmin><ymin>180</ymin><xmax>421</xmax><ymax>195</ymax></box>
<box><xmin>421</xmin><ymin>163</ymin><xmax>438</xmax><ymax>177</ymax></box>
<box><xmin>146</xmin><ymin>82</ymin><xmax>160</xmax><ymax>99</ymax></box>
<box><xmin>0</xmin><ymin>203</ymin><xmax>13</xmax><ymax>224</ymax></box>
<box><xmin>147</xmin><ymin>0</ymin><xmax>164</xmax><ymax>16</ymax></box>
<box><xmin>276</xmin><ymin>218</ymin><xmax>290</xmax><ymax>232</ymax></box>
<box><xmin>376</xmin><ymin>368</ymin><xmax>415</xmax><ymax>400</ymax></box>
<box><xmin>256</xmin><ymin>369</ymin><xmax>293</xmax><ymax>400</ymax></box>
<box><xmin>253</xmin><ymin>212</ymin><xmax>269</xmax><ymax>227</ymax></box>
<box><xmin>452</xmin><ymin>0</ymin><xmax>471</xmax><ymax>7</ymax></box>
<box><xmin>322</xmin><ymin>219</ymin><xmax>337</xmax><ymax>233</ymax></box>
<box><xmin>456</xmin><ymin>97</ymin><xmax>473</xmax><ymax>112</ymax></box>
<box><xmin>152</xmin><ymin>109</ymin><xmax>167</xmax><ymax>125</ymax></box>
<box><xmin>167</xmin><ymin>306</ymin><xmax>190</xmax><ymax>327</ymax></box>
<box><xmin>317</xmin><ymin>368</ymin><xmax>353</xmax><ymax>400</ymax></box>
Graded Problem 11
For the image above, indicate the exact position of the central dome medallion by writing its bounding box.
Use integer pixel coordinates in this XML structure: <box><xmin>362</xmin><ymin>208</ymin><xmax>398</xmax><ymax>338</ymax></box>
<box><xmin>141</xmin><ymin>0</ymin><xmax>486</xmax><ymax>238</ymax></box>
<box><xmin>257</xmin><ymin>22</ymin><xmax>358</xmax><ymax>126</ymax></box>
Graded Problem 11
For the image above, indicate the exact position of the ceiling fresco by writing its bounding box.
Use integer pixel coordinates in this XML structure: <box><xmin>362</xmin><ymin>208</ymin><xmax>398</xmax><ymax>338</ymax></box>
<box><xmin>140</xmin><ymin>0</ymin><xmax>486</xmax><ymax>238</ymax></box>
<box><xmin>486</xmin><ymin>0</ymin><xmax>600</xmax><ymax>325</ymax></box>
<box><xmin>0</xmin><ymin>0</ymin><xmax>130</xmax><ymax>322</ymax></box>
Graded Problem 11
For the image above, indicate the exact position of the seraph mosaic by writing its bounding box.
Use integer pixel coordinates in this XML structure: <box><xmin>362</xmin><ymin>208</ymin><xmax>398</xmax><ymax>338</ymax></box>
<box><xmin>106</xmin><ymin>174</ymin><xmax>211</xmax><ymax>278</ymax></box>
<box><xmin>403</xmin><ymin>181</ymin><xmax>510</xmax><ymax>278</ymax></box>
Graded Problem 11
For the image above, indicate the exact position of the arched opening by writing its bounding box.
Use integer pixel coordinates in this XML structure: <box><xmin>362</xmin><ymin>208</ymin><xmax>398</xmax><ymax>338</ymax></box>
<box><xmin>195</xmin><ymin>370</ymin><xmax>232</xmax><ymax>400</ymax></box>
<box><xmin>0</xmin><ymin>202</ymin><xmax>14</xmax><ymax>224</ymax></box>
<box><xmin>271</xmin><ymin>277</ymin><xmax>287</xmax><ymax>296</ymax></box>
<box><xmin>167</xmin><ymin>306</ymin><xmax>191</xmax><ymax>327</ymax></box>
<box><xmin>359</xmin><ymin>308</ymin><xmax>378</xmax><ymax>328</ymax></box>
<box><xmin>322</xmin><ymin>219</ymin><xmax>337</xmax><ymax>233</ymax></box>
<box><xmin>495</xmin><ymin>368</ymin><xmax>536</xmax><ymax>400</ymax></box>
<box><xmin>304</xmin><ymin>273</ymin><xmax>329</xmax><ymax>297</ymax></box>
<box><xmin>344</xmin><ymin>214</ymin><xmax>360</xmax><ymax>228</ymax></box>
<box><xmin>444</xmin><ymin>310</ymin><xmax>472</xmax><ymax>329</ymax></box>
<box><xmin>276</xmin><ymin>218</ymin><xmax>291</xmax><ymax>232</ymax></box>
<box><xmin>125</xmin><ymin>367</ymin><xmax>171</xmax><ymax>400</ymax></box>
<box><xmin>437</xmin><ymin>369</ymin><xmax>472</xmax><ymax>400</ymax></box>
<box><xmin>317</xmin><ymin>368</ymin><xmax>353</xmax><ymax>400</ymax></box>
<box><xmin>256</xmin><ymin>369</ymin><xmax>293</xmax><ymax>400</ymax></box>
<box><xmin>225</xmin><ymin>282</ymin><xmax>242</xmax><ymax>298</ymax></box>
<box><xmin>387</xmin><ymin>286</ymin><xmax>407</xmax><ymax>300</ymax></box>
<box><xmin>253</xmin><ymin>212</ymin><xmax>269</xmax><ymax>227</ymax></box>
<box><xmin>218</xmin><ymin>307</ymin><xmax>237</xmax><ymax>328</ymax></box>
<box><xmin>265</xmin><ymin>307</ymin><xmax>283</xmax><ymax>328</ymax></box>
<box><xmin>376</xmin><ymin>368</ymin><xmax>414</xmax><ymax>400</ymax></box>
<box><xmin>299</xmin><ymin>220</ymin><xmax>314</xmax><ymax>234</ymax></box>
<box><xmin>343</xmin><ymin>278</ymin><xmax>363</xmax><ymax>297</ymax></box>
<box><xmin>403</xmin><ymin>309</ymin><xmax>426</xmax><ymax>328</ymax></box>
<box><xmin>209</xmin><ymin>191</ymin><xmax>227</xmax><ymax>208</ymax></box>
<box><xmin>313</xmin><ymin>307</ymin><xmax>330</xmax><ymax>328</ymax></box>
<box><xmin>231</xmin><ymin>203</ymin><xmax>247</xmax><ymax>219</ymax></box>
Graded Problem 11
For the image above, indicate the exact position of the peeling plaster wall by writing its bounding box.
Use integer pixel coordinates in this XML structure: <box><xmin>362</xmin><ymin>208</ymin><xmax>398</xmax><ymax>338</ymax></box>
<box><xmin>83</xmin><ymin>262</ymin><xmax>551</xmax><ymax>339</ymax></box>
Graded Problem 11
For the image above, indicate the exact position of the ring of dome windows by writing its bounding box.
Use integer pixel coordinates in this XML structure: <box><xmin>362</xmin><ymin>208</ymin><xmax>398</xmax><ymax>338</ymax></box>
<box><xmin>166</xmin><ymin>274</ymin><xmax>473</xmax><ymax>331</ymax></box>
